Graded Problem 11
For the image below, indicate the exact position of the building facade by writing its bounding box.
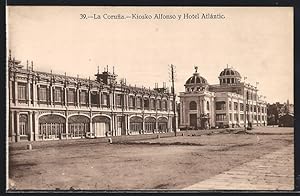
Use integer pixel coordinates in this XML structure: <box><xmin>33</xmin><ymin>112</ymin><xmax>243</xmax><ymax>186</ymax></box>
<box><xmin>8</xmin><ymin>54</ymin><xmax>176</xmax><ymax>142</ymax></box>
<box><xmin>179</xmin><ymin>66</ymin><xmax>268</xmax><ymax>129</ymax></box>
<box><xmin>278</xmin><ymin>113</ymin><xmax>294</xmax><ymax>127</ymax></box>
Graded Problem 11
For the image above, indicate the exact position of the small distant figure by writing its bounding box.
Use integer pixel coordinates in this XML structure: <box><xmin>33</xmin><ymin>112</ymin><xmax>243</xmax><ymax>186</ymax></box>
<box><xmin>256</xmin><ymin>135</ymin><xmax>260</xmax><ymax>143</ymax></box>
<box><xmin>26</xmin><ymin>144</ymin><xmax>32</xmax><ymax>150</ymax></box>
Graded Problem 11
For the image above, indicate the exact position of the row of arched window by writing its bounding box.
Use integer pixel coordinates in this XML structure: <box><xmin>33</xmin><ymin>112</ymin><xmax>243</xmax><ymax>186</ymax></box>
<box><xmin>15</xmin><ymin>81</ymin><xmax>173</xmax><ymax>110</ymax></box>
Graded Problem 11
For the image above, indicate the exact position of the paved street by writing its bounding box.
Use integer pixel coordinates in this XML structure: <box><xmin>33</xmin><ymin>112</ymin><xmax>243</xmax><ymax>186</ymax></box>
<box><xmin>183</xmin><ymin>144</ymin><xmax>294</xmax><ymax>190</ymax></box>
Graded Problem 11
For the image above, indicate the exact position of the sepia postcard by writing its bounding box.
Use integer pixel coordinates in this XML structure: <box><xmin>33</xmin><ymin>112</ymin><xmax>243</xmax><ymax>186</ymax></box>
<box><xmin>6</xmin><ymin>6</ymin><xmax>294</xmax><ymax>191</ymax></box>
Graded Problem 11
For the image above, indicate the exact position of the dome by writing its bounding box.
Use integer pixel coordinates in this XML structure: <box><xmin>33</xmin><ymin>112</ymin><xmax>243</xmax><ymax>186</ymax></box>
<box><xmin>219</xmin><ymin>67</ymin><xmax>241</xmax><ymax>78</ymax></box>
<box><xmin>218</xmin><ymin>66</ymin><xmax>242</xmax><ymax>85</ymax></box>
<box><xmin>185</xmin><ymin>73</ymin><xmax>208</xmax><ymax>86</ymax></box>
<box><xmin>185</xmin><ymin>66</ymin><xmax>208</xmax><ymax>86</ymax></box>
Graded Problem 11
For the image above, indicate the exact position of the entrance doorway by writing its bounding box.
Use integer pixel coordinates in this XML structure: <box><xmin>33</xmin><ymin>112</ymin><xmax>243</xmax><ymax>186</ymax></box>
<box><xmin>190</xmin><ymin>114</ymin><xmax>197</xmax><ymax>129</ymax></box>
<box><xmin>94</xmin><ymin>122</ymin><xmax>106</xmax><ymax>137</ymax></box>
<box><xmin>92</xmin><ymin>116</ymin><xmax>110</xmax><ymax>137</ymax></box>
<box><xmin>38</xmin><ymin>114</ymin><xmax>66</xmax><ymax>140</ymax></box>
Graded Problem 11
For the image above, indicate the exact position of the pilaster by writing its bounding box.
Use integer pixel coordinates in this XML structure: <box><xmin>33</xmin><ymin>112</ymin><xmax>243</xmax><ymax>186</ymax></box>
<box><xmin>28</xmin><ymin>111</ymin><xmax>33</xmax><ymax>141</ymax></box>
<box><xmin>14</xmin><ymin>80</ymin><xmax>18</xmax><ymax>105</ymax></box>
<box><xmin>16</xmin><ymin>111</ymin><xmax>20</xmax><ymax>142</ymax></box>
<box><xmin>50</xmin><ymin>86</ymin><xmax>53</xmax><ymax>106</ymax></box>
<box><xmin>10</xmin><ymin>111</ymin><xmax>15</xmax><ymax>142</ymax></box>
<box><xmin>65</xmin><ymin>112</ymin><xmax>69</xmax><ymax>139</ymax></box>
<box><xmin>99</xmin><ymin>92</ymin><xmax>102</xmax><ymax>108</ymax></box>
<box><xmin>77</xmin><ymin>89</ymin><xmax>80</xmax><ymax>107</ymax></box>
<box><xmin>32</xmin><ymin>81</ymin><xmax>37</xmax><ymax>106</ymax></box>
<box><xmin>33</xmin><ymin>111</ymin><xmax>39</xmax><ymax>141</ymax></box>
<box><xmin>27</xmin><ymin>80</ymin><xmax>31</xmax><ymax>106</ymax></box>
<box><xmin>64</xmin><ymin>87</ymin><xmax>67</xmax><ymax>106</ymax></box>
<box><xmin>88</xmin><ymin>90</ymin><xmax>91</xmax><ymax>107</ymax></box>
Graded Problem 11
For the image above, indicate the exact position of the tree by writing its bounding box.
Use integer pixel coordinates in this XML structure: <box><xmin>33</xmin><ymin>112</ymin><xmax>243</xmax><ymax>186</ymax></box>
<box><xmin>267</xmin><ymin>103</ymin><xmax>279</xmax><ymax>125</ymax></box>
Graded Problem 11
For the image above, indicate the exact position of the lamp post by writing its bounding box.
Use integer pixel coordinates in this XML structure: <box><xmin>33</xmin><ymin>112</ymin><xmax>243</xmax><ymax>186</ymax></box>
<box><xmin>170</xmin><ymin>64</ymin><xmax>177</xmax><ymax>136</ymax></box>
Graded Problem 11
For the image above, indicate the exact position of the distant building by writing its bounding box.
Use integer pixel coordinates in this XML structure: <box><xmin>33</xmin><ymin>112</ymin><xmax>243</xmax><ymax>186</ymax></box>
<box><xmin>8</xmin><ymin>52</ymin><xmax>176</xmax><ymax>142</ymax></box>
<box><xmin>278</xmin><ymin>113</ymin><xmax>294</xmax><ymax>127</ymax></box>
<box><xmin>267</xmin><ymin>100</ymin><xmax>294</xmax><ymax>126</ymax></box>
<box><xmin>179</xmin><ymin>66</ymin><xmax>268</xmax><ymax>129</ymax></box>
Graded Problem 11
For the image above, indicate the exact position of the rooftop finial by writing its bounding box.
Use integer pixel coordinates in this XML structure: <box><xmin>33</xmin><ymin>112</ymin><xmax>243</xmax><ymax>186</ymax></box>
<box><xmin>97</xmin><ymin>66</ymin><xmax>99</xmax><ymax>74</ymax></box>
<box><xmin>107</xmin><ymin>65</ymin><xmax>109</xmax><ymax>72</ymax></box>
<box><xmin>26</xmin><ymin>60</ymin><xmax>29</xmax><ymax>70</ymax></box>
<box><xmin>194</xmin><ymin>66</ymin><xmax>198</xmax><ymax>73</ymax></box>
<box><xmin>113</xmin><ymin>66</ymin><xmax>115</xmax><ymax>74</ymax></box>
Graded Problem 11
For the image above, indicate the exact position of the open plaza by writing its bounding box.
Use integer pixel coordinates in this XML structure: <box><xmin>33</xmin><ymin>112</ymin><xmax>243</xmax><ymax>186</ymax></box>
<box><xmin>8</xmin><ymin>126</ymin><xmax>294</xmax><ymax>190</ymax></box>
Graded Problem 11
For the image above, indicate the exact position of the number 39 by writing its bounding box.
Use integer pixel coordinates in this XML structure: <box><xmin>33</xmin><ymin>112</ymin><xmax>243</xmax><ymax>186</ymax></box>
<box><xmin>80</xmin><ymin>14</ymin><xmax>87</xmax><ymax>19</ymax></box>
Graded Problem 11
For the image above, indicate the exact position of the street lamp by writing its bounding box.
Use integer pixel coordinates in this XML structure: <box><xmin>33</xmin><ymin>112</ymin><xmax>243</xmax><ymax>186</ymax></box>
<box><xmin>170</xmin><ymin>64</ymin><xmax>177</xmax><ymax>136</ymax></box>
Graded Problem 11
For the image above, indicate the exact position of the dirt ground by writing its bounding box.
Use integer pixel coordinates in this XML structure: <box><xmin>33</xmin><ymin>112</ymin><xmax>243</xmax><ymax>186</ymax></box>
<box><xmin>8</xmin><ymin>127</ymin><xmax>293</xmax><ymax>190</ymax></box>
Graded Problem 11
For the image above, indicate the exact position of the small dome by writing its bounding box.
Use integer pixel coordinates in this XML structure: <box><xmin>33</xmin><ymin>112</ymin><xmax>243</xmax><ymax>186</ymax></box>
<box><xmin>185</xmin><ymin>66</ymin><xmax>208</xmax><ymax>88</ymax></box>
<box><xmin>218</xmin><ymin>66</ymin><xmax>242</xmax><ymax>85</ymax></box>
<box><xmin>185</xmin><ymin>74</ymin><xmax>208</xmax><ymax>85</ymax></box>
<box><xmin>219</xmin><ymin>67</ymin><xmax>241</xmax><ymax>78</ymax></box>
<box><xmin>184</xmin><ymin>66</ymin><xmax>208</xmax><ymax>92</ymax></box>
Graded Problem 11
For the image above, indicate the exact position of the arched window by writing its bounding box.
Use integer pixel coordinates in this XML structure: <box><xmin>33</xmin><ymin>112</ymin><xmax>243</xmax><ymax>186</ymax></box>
<box><xmin>19</xmin><ymin>114</ymin><xmax>28</xmax><ymax>136</ymax></box>
<box><xmin>129</xmin><ymin>96</ymin><xmax>135</xmax><ymax>108</ymax></box>
<box><xmin>156</xmin><ymin>99</ymin><xmax>161</xmax><ymax>110</ymax></box>
<box><xmin>143</xmin><ymin>98</ymin><xmax>149</xmax><ymax>109</ymax></box>
<box><xmin>189</xmin><ymin>101</ymin><xmax>197</xmax><ymax>110</ymax></box>
<box><xmin>150</xmin><ymin>98</ymin><xmax>155</xmax><ymax>110</ymax></box>
<box><xmin>207</xmin><ymin>101</ymin><xmax>210</xmax><ymax>110</ymax></box>
<box><xmin>136</xmin><ymin>97</ymin><xmax>142</xmax><ymax>109</ymax></box>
